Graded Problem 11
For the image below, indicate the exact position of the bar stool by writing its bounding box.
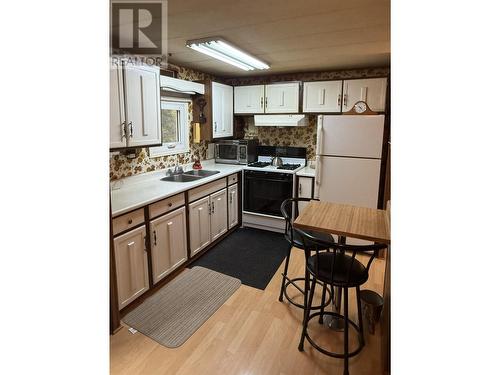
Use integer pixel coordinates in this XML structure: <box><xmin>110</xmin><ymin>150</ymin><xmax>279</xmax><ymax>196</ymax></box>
<box><xmin>278</xmin><ymin>198</ymin><xmax>335</xmax><ymax>315</ymax></box>
<box><xmin>296</xmin><ymin>228</ymin><xmax>387</xmax><ymax>375</ymax></box>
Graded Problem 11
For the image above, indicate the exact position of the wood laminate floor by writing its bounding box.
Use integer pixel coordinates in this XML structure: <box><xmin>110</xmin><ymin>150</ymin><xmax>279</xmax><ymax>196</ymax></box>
<box><xmin>110</xmin><ymin>246</ymin><xmax>386</xmax><ymax>375</ymax></box>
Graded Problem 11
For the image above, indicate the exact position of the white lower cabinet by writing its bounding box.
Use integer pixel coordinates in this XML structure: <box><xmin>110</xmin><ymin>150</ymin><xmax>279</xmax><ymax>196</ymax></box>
<box><xmin>113</xmin><ymin>225</ymin><xmax>149</xmax><ymax>310</ymax></box>
<box><xmin>210</xmin><ymin>188</ymin><xmax>228</xmax><ymax>242</ymax></box>
<box><xmin>228</xmin><ymin>184</ymin><xmax>238</xmax><ymax>229</ymax></box>
<box><xmin>149</xmin><ymin>207</ymin><xmax>188</xmax><ymax>284</ymax></box>
<box><xmin>297</xmin><ymin>176</ymin><xmax>314</xmax><ymax>213</ymax></box>
<box><xmin>189</xmin><ymin>196</ymin><xmax>212</xmax><ymax>256</ymax></box>
<box><xmin>189</xmin><ymin>188</ymin><xmax>229</xmax><ymax>256</ymax></box>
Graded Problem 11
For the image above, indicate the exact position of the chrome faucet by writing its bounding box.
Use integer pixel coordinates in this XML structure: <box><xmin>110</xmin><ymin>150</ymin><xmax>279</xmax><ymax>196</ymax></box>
<box><xmin>173</xmin><ymin>162</ymin><xmax>184</xmax><ymax>175</ymax></box>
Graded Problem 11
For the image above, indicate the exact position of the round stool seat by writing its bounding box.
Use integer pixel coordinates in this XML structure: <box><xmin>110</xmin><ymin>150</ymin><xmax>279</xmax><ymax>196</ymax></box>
<box><xmin>286</xmin><ymin>229</ymin><xmax>334</xmax><ymax>250</ymax></box>
<box><xmin>307</xmin><ymin>252</ymin><xmax>368</xmax><ymax>287</ymax></box>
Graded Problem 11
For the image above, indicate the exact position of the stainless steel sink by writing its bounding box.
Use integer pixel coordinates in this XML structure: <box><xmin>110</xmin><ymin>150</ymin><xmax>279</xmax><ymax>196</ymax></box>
<box><xmin>161</xmin><ymin>174</ymin><xmax>203</xmax><ymax>183</ymax></box>
<box><xmin>160</xmin><ymin>169</ymin><xmax>220</xmax><ymax>183</ymax></box>
<box><xmin>183</xmin><ymin>170</ymin><xmax>220</xmax><ymax>177</ymax></box>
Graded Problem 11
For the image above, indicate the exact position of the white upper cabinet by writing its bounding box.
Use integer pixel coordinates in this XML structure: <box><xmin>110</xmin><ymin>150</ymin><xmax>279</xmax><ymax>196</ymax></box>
<box><xmin>303</xmin><ymin>80</ymin><xmax>343</xmax><ymax>113</ymax></box>
<box><xmin>212</xmin><ymin>81</ymin><xmax>234</xmax><ymax>138</ymax></box>
<box><xmin>265</xmin><ymin>82</ymin><xmax>300</xmax><ymax>113</ymax></box>
<box><xmin>110</xmin><ymin>60</ymin><xmax>127</xmax><ymax>148</ymax></box>
<box><xmin>234</xmin><ymin>83</ymin><xmax>300</xmax><ymax>114</ymax></box>
<box><xmin>124</xmin><ymin>64</ymin><xmax>162</xmax><ymax>147</ymax></box>
<box><xmin>149</xmin><ymin>207</ymin><xmax>188</xmax><ymax>284</ymax></box>
<box><xmin>234</xmin><ymin>85</ymin><xmax>265</xmax><ymax>114</ymax></box>
<box><xmin>110</xmin><ymin>62</ymin><xmax>161</xmax><ymax>149</ymax></box>
<box><xmin>342</xmin><ymin>78</ymin><xmax>387</xmax><ymax>113</ymax></box>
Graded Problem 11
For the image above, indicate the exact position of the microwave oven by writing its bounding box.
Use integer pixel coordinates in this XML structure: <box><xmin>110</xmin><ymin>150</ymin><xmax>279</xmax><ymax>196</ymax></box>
<box><xmin>215</xmin><ymin>139</ymin><xmax>258</xmax><ymax>165</ymax></box>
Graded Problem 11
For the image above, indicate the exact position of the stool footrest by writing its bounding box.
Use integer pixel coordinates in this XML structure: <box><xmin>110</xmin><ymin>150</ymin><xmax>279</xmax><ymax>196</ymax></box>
<box><xmin>304</xmin><ymin>311</ymin><xmax>365</xmax><ymax>358</ymax></box>
<box><xmin>283</xmin><ymin>278</ymin><xmax>332</xmax><ymax>310</ymax></box>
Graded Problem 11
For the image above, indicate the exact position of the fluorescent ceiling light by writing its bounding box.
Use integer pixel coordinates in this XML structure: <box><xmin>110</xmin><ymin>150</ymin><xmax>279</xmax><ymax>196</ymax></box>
<box><xmin>186</xmin><ymin>38</ymin><xmax>270</xmax><ymax>71</ymax></box>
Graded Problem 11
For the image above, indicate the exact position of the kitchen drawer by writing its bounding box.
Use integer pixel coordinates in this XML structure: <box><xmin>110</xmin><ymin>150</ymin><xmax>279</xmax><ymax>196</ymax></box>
<box><xmin>148</xmin><ymin>193</ymin><xmax>185</xmax><ymax>219</ymax></box>
<box><xmin>227</xmin><ymin>173</ymin><xmax>238</xmax><ymax>186</ymax></box>
<box><xmin>112</xmin><ymin>208</ymin><xmax>145</xmax><ymax>236</ymax></box>
<box><xmin>188</xmin><ymin>178</ymin><xmax>227</xmax><ymax>203</ymax></box>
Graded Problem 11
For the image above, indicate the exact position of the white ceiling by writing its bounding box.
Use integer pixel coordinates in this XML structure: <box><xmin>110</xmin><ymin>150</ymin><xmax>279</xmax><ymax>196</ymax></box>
<box><xmin>166</xmin><ymin>0</ymin><xmax>390</xmax><ymax>77</ymax></box>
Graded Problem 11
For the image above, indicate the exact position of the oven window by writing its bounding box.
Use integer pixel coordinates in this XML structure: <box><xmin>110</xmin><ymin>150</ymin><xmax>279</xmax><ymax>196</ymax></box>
<box><xmin>218</xmin><ymin>145</ymin><xmax>238</xmax><ymax>160</ymax></box>
<box><xmin>244</xmin><ymin>172</ymin><xmax>293</xmax><ymax>217</ymax></box>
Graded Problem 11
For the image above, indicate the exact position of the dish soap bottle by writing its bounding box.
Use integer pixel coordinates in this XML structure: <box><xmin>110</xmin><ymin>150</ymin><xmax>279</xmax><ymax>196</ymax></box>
<box><xmin>192</xmin><ymin>156</ymin><xmax>202</xmax><ymax>170</ymax></box>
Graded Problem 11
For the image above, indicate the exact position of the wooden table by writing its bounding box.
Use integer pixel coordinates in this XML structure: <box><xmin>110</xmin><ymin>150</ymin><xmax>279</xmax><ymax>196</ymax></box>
<box><xmin>293</xmin><ymin>201</ymin><xmax>390</xmax><ymax>244</ymax></box>
<box><xmin>294</xmin><ymin>200</ymin><xmax>391</xmax><ymax>374</ymax></box>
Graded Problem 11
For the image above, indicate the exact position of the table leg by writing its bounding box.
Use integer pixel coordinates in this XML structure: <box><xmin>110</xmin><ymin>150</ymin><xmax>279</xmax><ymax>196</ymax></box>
<box><xmin>325</xmin><ymin>285</ymin><xmax>345</xmax><ymax>331</ymax></box>
<box><xmin>323</xmin><ymin>238</ymin><xmax>347</xmax><ymax>331</ymax></box>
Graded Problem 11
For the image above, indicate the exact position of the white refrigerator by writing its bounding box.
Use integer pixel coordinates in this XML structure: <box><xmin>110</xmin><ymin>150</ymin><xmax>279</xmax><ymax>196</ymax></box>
<box><xmin>314</xmin><ymin>114</ymin><xmax>385</xmax><ymax>210</ymax></box>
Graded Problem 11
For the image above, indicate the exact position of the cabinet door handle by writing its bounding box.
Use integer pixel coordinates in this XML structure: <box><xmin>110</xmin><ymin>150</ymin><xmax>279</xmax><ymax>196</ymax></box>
<box><xmin>153</xmin><ymin>230</ymin><xmax>157</xmax><ymax>246</ymax></box>
<box><xmin>214</xmin><ymin>121</ymin><xmax>217</xmax><ymax>133</ymax></box>
<box><xmin>265</xmin><ymin>97</ymin><xmax>268</xmax><ymax>108</ymax></box>
<box><xmin>343</xmin><ymin>94</ymin><xmax>347</xmax><ymax>107</ymax></box>
<box><xmin>121</xmin><ymin>121</ymin><xmax>127</xmax><ymax>140</ymax></box>
<box><xmin>337</xmin><ymin>94</ymin><xmax>341</xmax><ymax>107</ymax></box>
<box><xmin>318</xmin><ymin>89</ymin><xmax>325</xmax><ymax>105</ymax></box>
<box><xmin>299</xmin><ymin>183</ymin><xmax>302</xmax><ymax>195</ymax></box>
<box><xmin>128</xmin><ymin>121</ymin><xmax>133</xmax><ymax>138</ymax></box>
<box><xmin>260</xmin><ymin>97</ymin><xmax>263</xmax><ymax>108</ymax></box>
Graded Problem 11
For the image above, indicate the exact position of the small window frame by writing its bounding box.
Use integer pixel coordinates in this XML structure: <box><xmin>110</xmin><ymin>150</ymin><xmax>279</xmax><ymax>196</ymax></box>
<box><xmin>149</xmin><ymin>98</ymin><xmax>190</xmax><ymax>157</ymax></box>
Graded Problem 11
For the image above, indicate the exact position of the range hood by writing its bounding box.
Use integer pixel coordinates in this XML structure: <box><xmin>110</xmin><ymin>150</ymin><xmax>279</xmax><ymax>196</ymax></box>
<box><xmin>254</xmin><ymin>114</ymin><xmax>308</xmax><ymax>127</ymax></box>
<box><xmin>160</xmin><ymin>76</ymin><xmax>205</xmax><ymax>95</ymax></box>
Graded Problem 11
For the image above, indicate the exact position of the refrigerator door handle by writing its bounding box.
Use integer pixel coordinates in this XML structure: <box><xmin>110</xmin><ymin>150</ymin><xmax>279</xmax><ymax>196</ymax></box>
<box><xmin>315</xmin><ymin>155</ymin><xmax>321</xmax><ymax>189</ymax></box>
<box><xmin>316</xmin><ymin>115</ymin><xmax>324</xmax><ymax>155</ymax></box>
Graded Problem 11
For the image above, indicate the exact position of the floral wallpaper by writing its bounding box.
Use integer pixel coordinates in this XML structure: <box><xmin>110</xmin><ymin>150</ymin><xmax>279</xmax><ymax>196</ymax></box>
<box><xmin>243</xmin><ymin>115</ymin><xmax>318</xmax><ymax>160</ymax></box>
<box><xmin>110</xmin><ymin>66</ymin><xmax>389</xmax><ymax>180</ymax></box>
<box><xmin>222</xmin><ymin>67</ymin><xmax>389</xmax><ymax>86</ymax></box>
<box><xmin>109</xmin><ymin>63</ymin><xmax>214</xmax><ymax>180</ymax></box>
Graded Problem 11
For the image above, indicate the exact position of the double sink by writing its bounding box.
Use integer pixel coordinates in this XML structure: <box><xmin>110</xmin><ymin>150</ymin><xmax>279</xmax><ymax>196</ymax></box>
<box><xmin>161</xmin><ymin>169</ymin><xmax>220</xmax><ymax>183</ymax></box>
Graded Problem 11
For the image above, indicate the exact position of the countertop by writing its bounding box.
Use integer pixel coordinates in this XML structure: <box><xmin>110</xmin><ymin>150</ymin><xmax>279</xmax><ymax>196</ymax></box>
<box><xmin>111</xmin><ymin>160</ymin><xmax>243</xmax><ymax>217</ymax></box>
<box><xmin>296</xmin><ymin>164</ymin><xmax>316</xmax><ymax>178</ymax></box>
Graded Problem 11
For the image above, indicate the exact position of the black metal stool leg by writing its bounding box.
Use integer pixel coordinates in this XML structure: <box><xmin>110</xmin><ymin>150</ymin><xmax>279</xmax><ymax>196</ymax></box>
<box><xmin>356</xmin><ymin>286</ymin><xmax>365</xmax><ymax>346</ymax></box>
<box><xmin>298</xmin><ymin>275</ymin><xmax>316</xmax><ymax>351</ymax></box>
<box><xmin>334</xmin><ymin>284</ymin><xmax>342</xmax><ymax>312</ymax></box>
<box><xmin>343</xmin><ymin>287</ymin><xmax>349</xmax><ymax>375</ymax></box>
<box><xmin>302</xmin><ymin>269</ymin><xmax>310</xmax><ymax>324</ymax></box>
<box><xmin>318</xmin><ymin>282</ymin><xmax>327</xmax><ymax>324</ymax></box>
<box><xmin>278</xmin><ymin>245</ymin><xmax>292</xmax><ymax>302</ymax></box>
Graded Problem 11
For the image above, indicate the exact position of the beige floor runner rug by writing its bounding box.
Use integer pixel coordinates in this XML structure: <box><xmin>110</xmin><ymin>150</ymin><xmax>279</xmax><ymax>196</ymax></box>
<box><xmin>123</xmin><ymin>266</ymin><xmax>241</xmax><ymax>348</ymax></box>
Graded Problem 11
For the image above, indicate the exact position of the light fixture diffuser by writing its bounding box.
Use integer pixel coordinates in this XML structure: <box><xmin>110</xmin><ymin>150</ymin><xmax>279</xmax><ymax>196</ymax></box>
<box><xmin>186</xmin><ymin>38</ymin><xmax>270</xmax><ymax>71</ymax></box>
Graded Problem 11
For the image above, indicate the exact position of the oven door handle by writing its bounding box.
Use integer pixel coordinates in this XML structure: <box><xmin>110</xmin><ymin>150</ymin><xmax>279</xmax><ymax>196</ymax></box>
<box><xmin>245</xmin><ymin>177</ymin><xmax>292</xmax><ymax>184</ymax></box>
